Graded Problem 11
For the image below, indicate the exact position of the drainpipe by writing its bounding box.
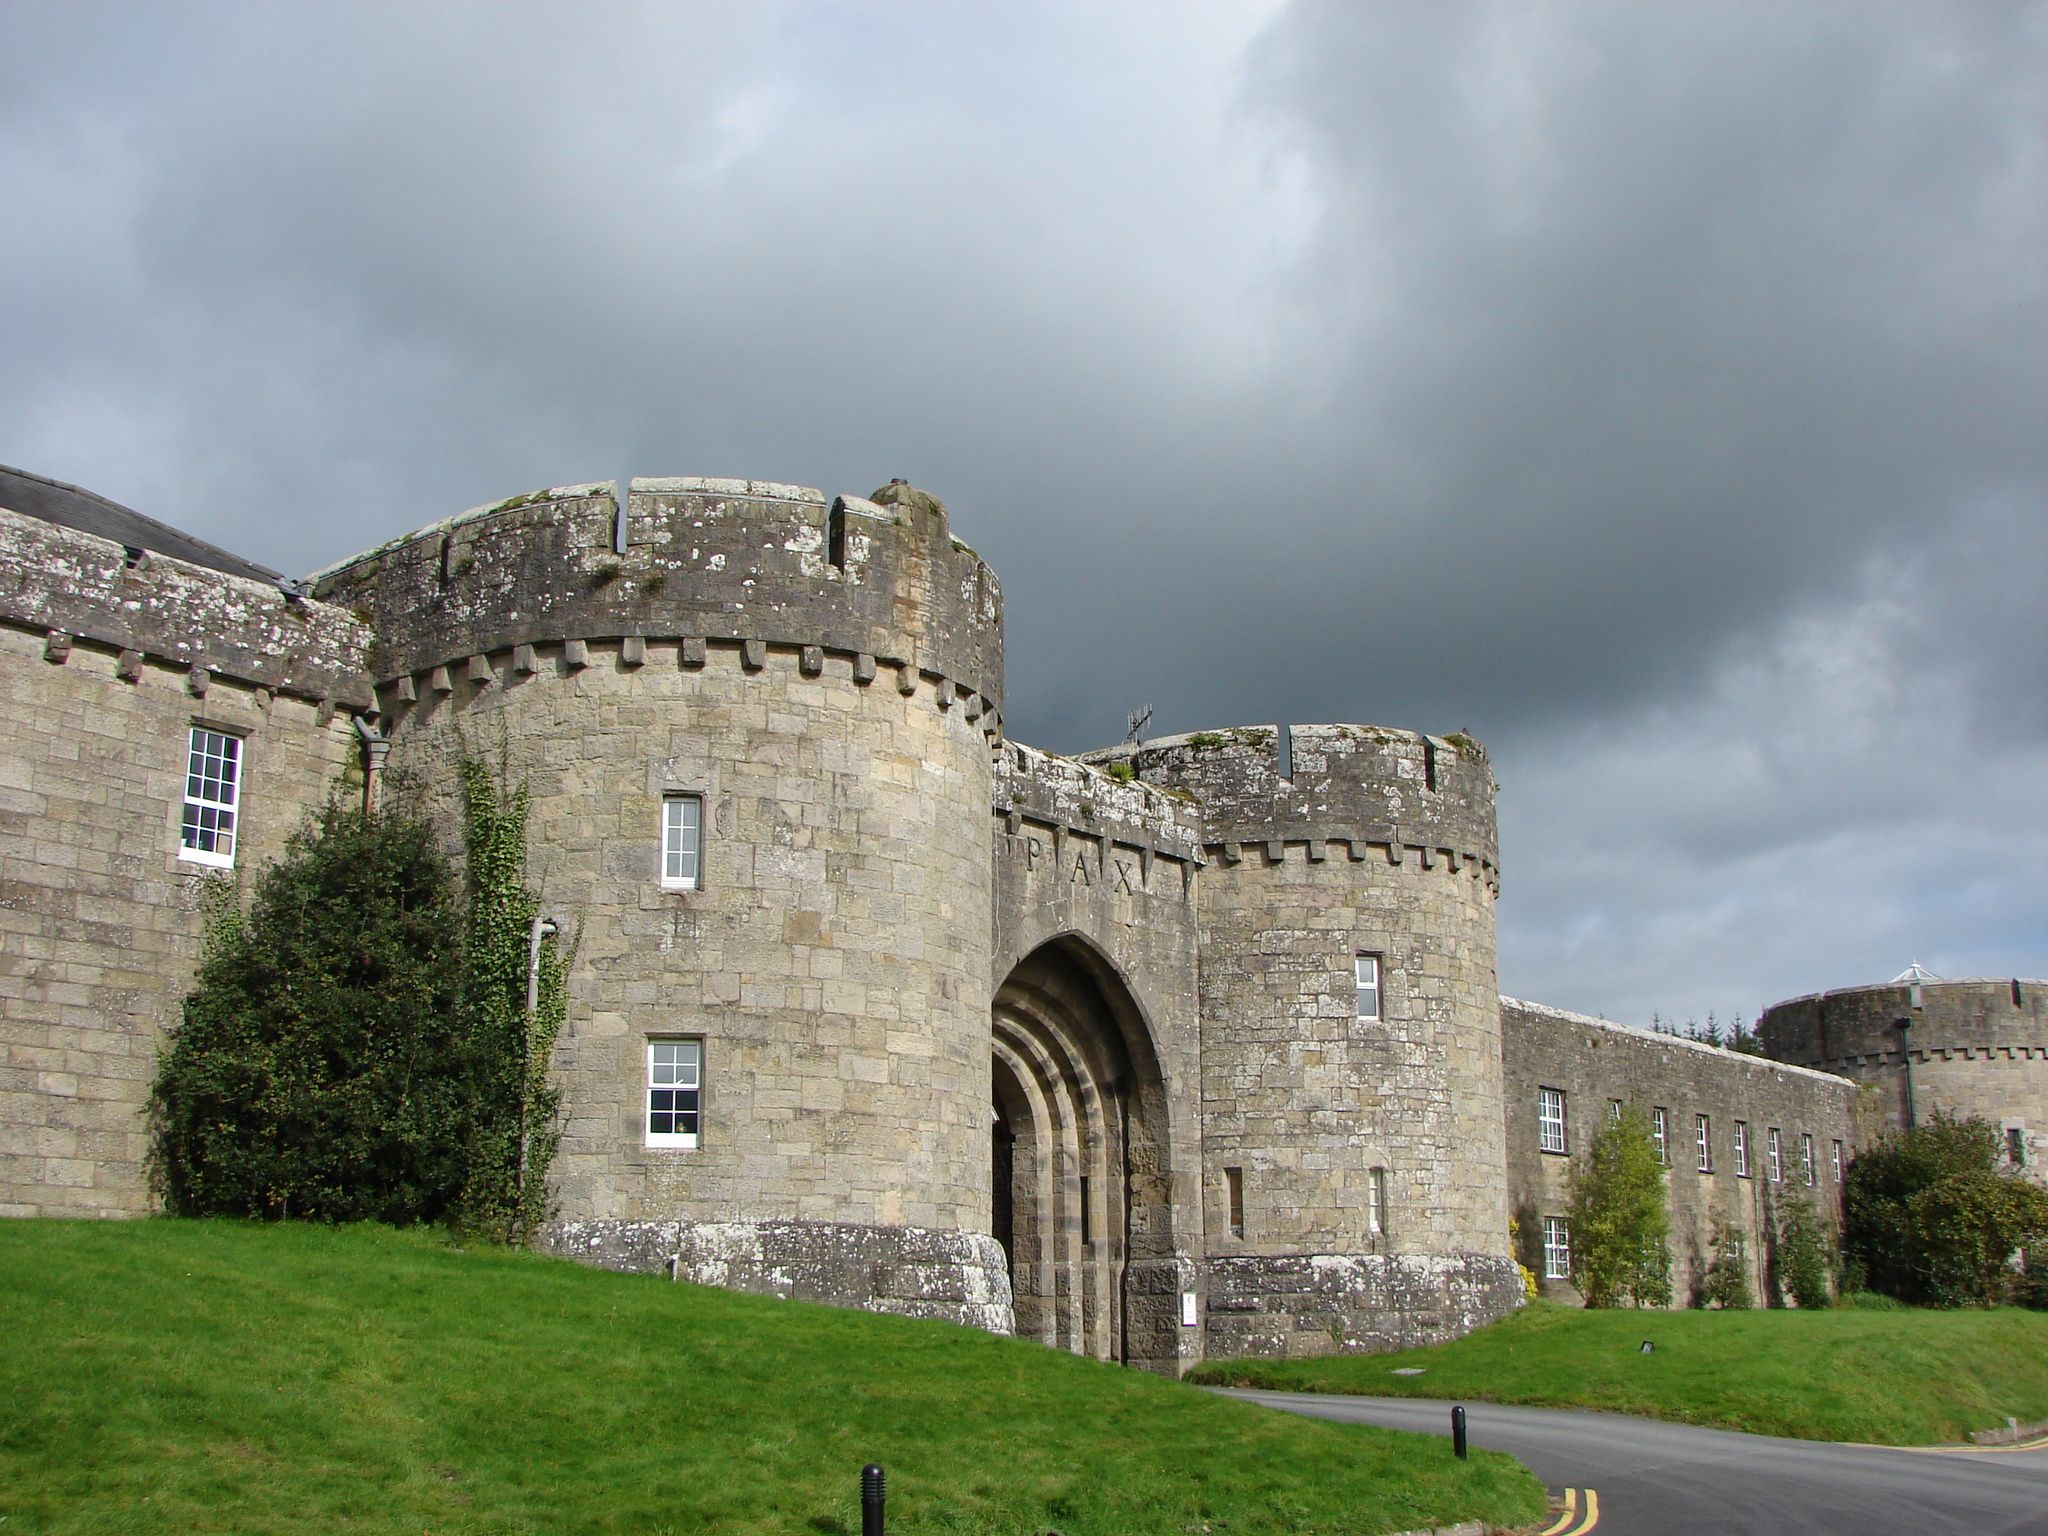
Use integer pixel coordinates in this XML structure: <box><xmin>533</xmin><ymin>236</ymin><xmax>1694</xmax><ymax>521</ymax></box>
<box><xmin>1897</xmin><ymin>979</ymin><xmax>1925</xmax><ymax>1131</ymax></box>
<box><xmin>352</xmin><ymin>716</ymin><xmax>390</xmax><ymax>814</ymax></box>
<box><xmin>513</xmin><ymin>914</ymin><xmax>560</xmax><ymax>1240</ymax></box>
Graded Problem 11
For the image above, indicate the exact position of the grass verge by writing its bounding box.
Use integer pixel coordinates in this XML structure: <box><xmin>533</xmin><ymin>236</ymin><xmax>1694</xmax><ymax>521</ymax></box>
<box><xmin>1189</xmin><ymin>1299</ymin><xmax>2048</xmax><ymax>1444</ymax></box>
<box><xmin>0</xmin><ymin>1220</ymin><xmax>1544</xmax><ymax>1535</ymax></box>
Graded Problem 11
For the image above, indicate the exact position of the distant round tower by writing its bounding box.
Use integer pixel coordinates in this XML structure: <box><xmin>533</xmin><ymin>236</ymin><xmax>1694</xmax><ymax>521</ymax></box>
<box><xmin>1760</xmin><ymin>976</ymin><xmax>2048</xmax><ymax>1175</ymax></box>
<box><xmin>313</xmin><ymin>477</ymin><xmax>1010</xmax><ymax>1327</ymax></box>
<box><xmin>1104</xmin><ymin>724</ymin><xmax>1520</xmax><ymax>1354</ymax></box>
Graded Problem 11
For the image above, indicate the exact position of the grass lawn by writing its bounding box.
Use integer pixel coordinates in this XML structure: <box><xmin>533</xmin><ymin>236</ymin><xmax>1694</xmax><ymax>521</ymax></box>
<box><xmin>0</xmin><ymin>1221</ymin><xmax>1544</xmax><ymax>1536</ymax></box>
<box><xmin>1190</xmin><ymin>1300</ymin><xmax>2048</xmax><ymax>1445</ymax></box>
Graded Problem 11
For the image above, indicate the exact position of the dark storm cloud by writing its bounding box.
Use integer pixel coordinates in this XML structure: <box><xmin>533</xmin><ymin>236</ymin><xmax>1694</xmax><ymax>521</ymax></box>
<box><xmin>1</xmin><ymin>1</ymin><xmax>2041</xmax><ymax>1022</ymax></box>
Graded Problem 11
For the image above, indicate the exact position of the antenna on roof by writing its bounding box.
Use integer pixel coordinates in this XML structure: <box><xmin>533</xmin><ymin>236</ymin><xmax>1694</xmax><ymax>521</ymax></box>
<box><xmin>1125</xmin><ymin>704</ymin><xmax>1153</xmax><ymax>747</ymax></box>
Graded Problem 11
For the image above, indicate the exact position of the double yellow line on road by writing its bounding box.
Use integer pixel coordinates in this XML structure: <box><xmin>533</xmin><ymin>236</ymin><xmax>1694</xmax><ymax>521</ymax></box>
<box><xmin>1538</xmin><ymin>1486</ymin><xmax>1599</xmax><ymax>1534</ymax></box>
<box><xmin>1891</xmin><ymin>1433</ymin><xmax>2048</xmax><ymax>1456</ymax></box>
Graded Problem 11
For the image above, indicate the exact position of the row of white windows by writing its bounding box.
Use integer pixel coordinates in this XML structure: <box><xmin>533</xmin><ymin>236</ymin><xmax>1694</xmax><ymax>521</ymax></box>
<box><xmin>1539</xmin><ymin>1088</ymin><xmax>1841</xmax><ymax>1184</ymax></box>
<box><xmin>174</xmin><ymin>725</ymin><xmax>707</xmax><ymax>890</ymax></box>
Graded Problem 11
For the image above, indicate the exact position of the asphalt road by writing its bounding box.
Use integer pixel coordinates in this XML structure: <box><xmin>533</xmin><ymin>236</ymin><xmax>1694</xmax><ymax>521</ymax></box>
<box><xmin>1222</xmin><ymin>1390</ymin><xmax>2048</xmax><ymax>1535</ymax></box>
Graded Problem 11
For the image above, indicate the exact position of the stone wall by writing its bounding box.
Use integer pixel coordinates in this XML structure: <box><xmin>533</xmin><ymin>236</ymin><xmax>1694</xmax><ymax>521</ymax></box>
<box><xmin>1503</xmin><ymin>999</ymin><xmax>1859</xmax><ymax>1305</ymax></box>
<box><xmin>1101</xmin><ymin>725</ymin><xmax>1522</xmax><ymax>1357</ymax></box>
<box><xmin>0</xmin><ymin>506</ymin><xmax>370</xmax><ymax>1216</ymax></box>
<box><xmin>990</xmin><ymin>743</ymin><xmax>1208</xmax><ymax>1370</ymax></box>
<box><xmin>1759</xmin><ymin>979</ymin><xmax>2048</xmax><ymax>1173</ymax></box>
<box><xmin>326</xmin><ymin>479</ymin><xmax>1011</xmax><ymax>1330</ymax></box>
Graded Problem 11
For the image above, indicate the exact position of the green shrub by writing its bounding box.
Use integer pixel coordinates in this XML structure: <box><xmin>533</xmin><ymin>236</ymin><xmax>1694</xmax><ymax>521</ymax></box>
<box><xmin>1697</xmin><ymin>1224</ymin><xmax>1754</xmax><ymax>1309</ymax></box>
<box><xmin>150</xmin><ymin>802</ymin><xmax>471</xmax><ymax>1223</ymax></box>
<box><xmin>1772</xmin><ymin>1193</ymin><xmax>1837</xmax><ymax>1309</ymax></box>
<box><xmin>1845</xmin><ymin>1115</ymin><xmax>2048</xmax><ymax>1306</ymax></box>
<box><xmin>1568</xmin><ymin>1105</ymin><xmax>1673</xmax><ymax>1307</ymax></box>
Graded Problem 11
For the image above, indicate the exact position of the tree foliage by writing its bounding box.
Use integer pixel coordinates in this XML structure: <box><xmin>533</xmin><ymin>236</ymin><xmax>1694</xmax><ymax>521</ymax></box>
<box><xmin>150</xmin><ymin>803</ymin><xmax>471</xmax><ymax>1222</ymax></box>
<box><xmin>1696</xmin><ymin>1223</ymin><xmax>1754</xmax><ymax>1309</ymax></box>
<box><xmin>151</xmin><ymin>763</ymin><xmax>570</xmax><ymax>1239</ymax></box>
<box><xmin>1771</xmin><ymin>1192</ymin><xmax>1837</xmax><ymax>1309</ymax></box>
<box><xmin>1568</xmin><ymin>1106</ymin><xmax>1673</xmax><ymax>1307</ymax></box>
<box><xmin>1844</xmin><ymin>1115</ymin><xmax>2048</xmax><ymax>1307</ymax></box>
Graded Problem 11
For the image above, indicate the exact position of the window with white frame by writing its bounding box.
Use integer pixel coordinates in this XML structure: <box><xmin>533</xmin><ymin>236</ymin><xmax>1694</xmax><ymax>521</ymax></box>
<box><xmin>179</xmin><ymin>726</ymin><xmax>241</xmax><ymax>867</ymax></box>
<box><xmin>1832</xmin><ymin>1139</ymin><xmax>1844</xmax><ymax>1183</ymax></box>
<box><xmin>1733</xmin><ymin>1121</ymin><xmax>1750</xmax><ymax>1178</ymax></box>
<box><xmin>1543</xmin><ymin>1215</ymin><xmax>1571</xmax><ymax>1279</ymax></box>
<box><xmin>645</xmin><ymin>1038</ymin><xmax>702</xmax><ymax>1148</ymax></box>
<box><xmin>1652</xmin><ymin>1107</ymin><xmax>1670</xmax><ymax>1165</ymax></box>
<box><xmin>660</xmin><ymin>794</ymin><xmax>702</xmax><ymax>889</ymax></box>
<box><xmin>1354</xmin><ymin>954</ymin><xmax>1381</xmax><ymax>1022</ymax></box>
<box><xmin>1696</xmin><ymin>1114</ymin><xmax>1713</xmax><ymax>1173</ymax></box>
<box><xmin>1539</xmin><ymin>1087</ymin><xmax>1568</xmax><ymax>1154</ymax></box>
<box><xmin>1801</xmin><ymin>1133</ymin><xmax>1816</xmax><ymax>1185</ymax></box>
<box><xmin>1368</xmin><ymin>1166</ymin><xmax>1389</xmax><ymax>1237</ymax></box>
<box><xmin>1608</xmin><ymin>1099</ymin><xmax>1624</xmax><ymax>1125</ymax></box>
<box><xmin>1767</xmin><ymin>1127</ymin><xmax>1783</xmax><ymax>1183</ymax></box>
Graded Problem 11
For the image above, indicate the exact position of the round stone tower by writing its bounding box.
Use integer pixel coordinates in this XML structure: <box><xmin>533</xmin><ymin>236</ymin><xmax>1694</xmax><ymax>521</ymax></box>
<box><xmin>1760</xmin><ymin>976</ymin><xmax>2048</xmax><ymax>1175</ymax></box>
<box><xmin>312</xmin><ymin>477</ymin><xmax>1010</xmax><ymax>1327</ymax></box>
<box><xmin>1102</xmin><ymin>723</ymin><xmax>1520</xmax><ymax>1355</ymax></box>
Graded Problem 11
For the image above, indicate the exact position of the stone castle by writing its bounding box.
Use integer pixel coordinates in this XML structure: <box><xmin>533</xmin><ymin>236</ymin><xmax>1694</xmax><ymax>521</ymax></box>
<box><xmin>2</xmin><ymin>465</ymin><xmax>2038</xmax><ymax>1371</ymax></box>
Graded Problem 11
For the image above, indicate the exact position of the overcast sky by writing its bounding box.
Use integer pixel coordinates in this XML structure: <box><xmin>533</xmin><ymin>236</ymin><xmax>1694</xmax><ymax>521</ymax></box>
<box><xmin>4</xmin><ymin>1</ymin><xmax>2043</xmax><ymax>1028</ymax></box>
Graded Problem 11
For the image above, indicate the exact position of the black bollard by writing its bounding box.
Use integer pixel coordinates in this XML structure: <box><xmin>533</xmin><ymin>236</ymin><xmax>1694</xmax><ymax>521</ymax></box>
<box><xmin>862</xmin><ymin>1463</ymin><xmax>886</xmax><ymax>1536</ymax></box>
<box><xmin>1451</xmin><ymin>1405</ymin><xmax>1468</xmax><ymax>1460</ymax></box>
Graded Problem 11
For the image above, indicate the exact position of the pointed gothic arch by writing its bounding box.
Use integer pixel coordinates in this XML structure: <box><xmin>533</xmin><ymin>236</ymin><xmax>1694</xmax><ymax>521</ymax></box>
<box><xmin>991</xmin><ymin>934</ymin><xmax>1179</xmax><ymax>1366</ymax></box>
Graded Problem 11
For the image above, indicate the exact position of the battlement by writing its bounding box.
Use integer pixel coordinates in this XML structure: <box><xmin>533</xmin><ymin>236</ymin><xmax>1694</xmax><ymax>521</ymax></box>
<box><xmin>0</xmin><ymin>504</ymin><xmax>374</xmax><ymax>707</ymax></box>
<box><xmin>993</xmin><ymin>741</ymin><xmax>1205</xmax><ymax>866</ymax></box>
<box><xmin>1089</xmin><ymin>723</ymin><xmax>1498</xmax><ymax>883</ymax></box>
<box><xmin>309</xmin><ymin>477</ymin><xmax>1003</xmax><ymax>711</ymax></box>
<box><xmin>1760</xmin><ymin>978</ymin><xmax>2047</xmax><ymax>1065</ymax></box>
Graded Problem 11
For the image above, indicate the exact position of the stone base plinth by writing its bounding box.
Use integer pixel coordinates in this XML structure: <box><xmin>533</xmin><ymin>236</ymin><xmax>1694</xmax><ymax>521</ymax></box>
<box><xmin>1203</xmin><ymin>1251</ymin><xmax>1524</xmax><ymax>1359</ymax></box>
<box><xmin>543</xmin><ymin>1218</ymin><xmax>1015</xmax><ymax>1334</ymax></box>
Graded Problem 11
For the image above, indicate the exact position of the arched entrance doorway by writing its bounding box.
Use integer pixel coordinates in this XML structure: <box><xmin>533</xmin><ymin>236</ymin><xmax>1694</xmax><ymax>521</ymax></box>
<box><xmin>992</xmin><ymin>937</ymin><xmax>1174</xmax><ymax>1365</ymax></box>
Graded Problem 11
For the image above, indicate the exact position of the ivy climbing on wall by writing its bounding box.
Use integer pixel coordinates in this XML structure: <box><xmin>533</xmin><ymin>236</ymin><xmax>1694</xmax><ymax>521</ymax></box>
<box><xmin>457</xmin><ymin>757</ymin><xmax>573</xmax><ymax>1245</ymax></box>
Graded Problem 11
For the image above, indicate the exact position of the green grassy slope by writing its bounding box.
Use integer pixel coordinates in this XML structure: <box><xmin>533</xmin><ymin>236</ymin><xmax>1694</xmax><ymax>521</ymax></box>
<box><xmin>1191</xmin><ymin>1300</ymin><xmax>2048</xmax><ymax>1444</ymax></box>
<box><xmin>0</xmin><ymin>1221</ymin><xmax>1544</xmax><ymax>1535</ymax></box>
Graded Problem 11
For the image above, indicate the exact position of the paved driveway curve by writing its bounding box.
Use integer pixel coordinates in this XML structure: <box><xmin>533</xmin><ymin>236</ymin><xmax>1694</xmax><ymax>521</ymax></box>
<box><xmin>1223</xmin><ymin>1390</ymin><xmax>2048</xmax><ymax>1536</ymax></box>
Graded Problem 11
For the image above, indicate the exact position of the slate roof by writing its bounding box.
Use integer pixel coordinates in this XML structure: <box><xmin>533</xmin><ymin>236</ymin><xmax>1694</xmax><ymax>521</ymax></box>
<box><xmin>0</xmin><ymin>464</ymin><xmax>279</xmax><ymax>583</ymax></box>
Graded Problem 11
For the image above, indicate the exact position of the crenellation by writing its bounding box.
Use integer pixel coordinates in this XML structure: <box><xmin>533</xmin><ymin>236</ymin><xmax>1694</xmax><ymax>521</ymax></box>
<box><xmin>7</xmin><ymin>464</ymin><xmax>1954</xmax><ymax>1371</ymax></box>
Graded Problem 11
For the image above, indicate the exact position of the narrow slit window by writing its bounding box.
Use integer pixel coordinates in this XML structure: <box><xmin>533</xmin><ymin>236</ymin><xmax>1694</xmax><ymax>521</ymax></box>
<box><xmin>646</xmin><ymin>1039</ymin><xmax>702</xmax><ymax>1148</ymax></box>
<box><xmin>661</xmin><ymin>794</ymin><xmax>702</xmax><ymax>889</ymax></box>
<box><xmin>1368</xmin><ymin>1166</ymin><xmax>1388</xmax><ymax>1237</ymax></box>
<box><xmin>1832</xmin><ymin>1139</ymin><xmax>1845</xmax><ymax>1182</ymax></box>
<box><xmin>827</xmin><ymin>501</ymin><xmax>848</xmax><ymax>570</ymax></box>
<box><xmin>179</xmin><ymin>727</ymin><xmax>241</xmax><ymax>868</ymax></box>
<box><xmin>1080</xmin><ymin>1175</ymin><xmax>1092</xmax><ymax>1246</ymax></box>
<box><xmin>2008</xmin><ymin>1127</ymin><xmax>2027</xmax><ymax>1168</ymax></box>
<box><xmin>1225</xmin><ymin>1166</ymin><xmax>1244</xmax><ymax>1238</ymax></box>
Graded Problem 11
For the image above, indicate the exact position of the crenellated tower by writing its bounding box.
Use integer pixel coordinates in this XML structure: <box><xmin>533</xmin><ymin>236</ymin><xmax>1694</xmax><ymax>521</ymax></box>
<box><xmin>1094</xmin><ymin>724</ymin><xmax>1520</xmax><ymax>1354</ymax></box>
<box><xmin>313</xmin><ymin>477</ymin><xmax>1011</xmax><ymax>1327</ymax></box>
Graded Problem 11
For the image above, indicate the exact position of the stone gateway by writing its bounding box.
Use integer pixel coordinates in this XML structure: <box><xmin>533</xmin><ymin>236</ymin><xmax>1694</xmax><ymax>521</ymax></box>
<box><xmin>7</xmin><ymin>466</ymin><xmax>2011</xmax><ymax>1370</ymax></box>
